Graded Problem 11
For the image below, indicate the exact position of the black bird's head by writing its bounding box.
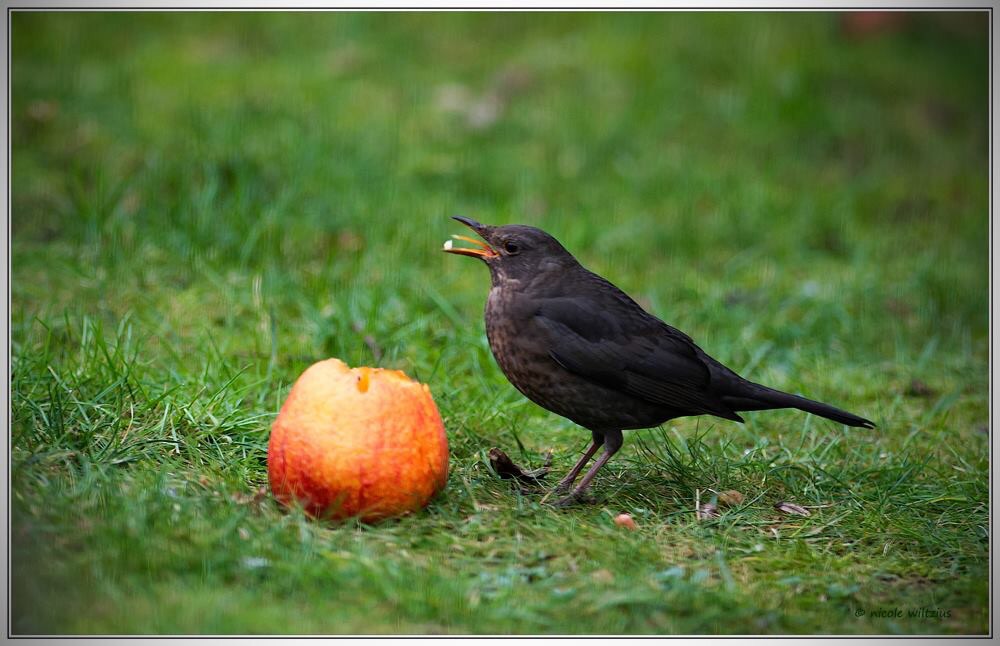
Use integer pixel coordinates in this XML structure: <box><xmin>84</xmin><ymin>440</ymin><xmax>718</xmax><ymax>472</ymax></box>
<box><xmin>443</xmin><ymin>216</ymin><xmax>578</xmax><ymax>283</ymax></box>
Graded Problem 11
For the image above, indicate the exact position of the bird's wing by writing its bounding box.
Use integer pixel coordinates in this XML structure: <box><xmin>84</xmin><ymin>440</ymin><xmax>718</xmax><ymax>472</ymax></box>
<box><xmin>534</xmin><ymin>296</ymin><xmax>742</xmax><ymax>421</ymax></box>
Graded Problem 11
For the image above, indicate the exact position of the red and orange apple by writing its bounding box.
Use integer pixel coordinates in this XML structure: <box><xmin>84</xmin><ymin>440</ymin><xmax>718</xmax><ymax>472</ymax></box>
<box><xmin>268</xmin><ymin>358</ymin><xmax>449</xmax><ymax>521</ymax></box>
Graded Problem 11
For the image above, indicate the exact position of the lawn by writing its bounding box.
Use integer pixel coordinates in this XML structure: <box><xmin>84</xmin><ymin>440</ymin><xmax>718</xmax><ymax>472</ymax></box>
<box><xmin>10</xmin><ymin>11</ymin><xmax>989</xmax><ymax>635</ymax></box>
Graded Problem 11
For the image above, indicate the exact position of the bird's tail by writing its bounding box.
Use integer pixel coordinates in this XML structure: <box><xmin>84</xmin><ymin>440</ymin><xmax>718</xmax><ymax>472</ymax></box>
<box><xmin>721</xmin><ymin>382</ymin><xmax>876</xmax><ymax>429</ymax></box>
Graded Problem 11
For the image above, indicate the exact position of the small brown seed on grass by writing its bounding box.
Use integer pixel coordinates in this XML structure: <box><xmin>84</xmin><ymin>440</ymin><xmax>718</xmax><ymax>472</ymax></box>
<box><xmin>905</xmin><ymin>379</ymin><xmax>935</xmax><ymax>398</ymax></box>
<box><xmin>718</xmin><ymin>490</ymin><xmax>745</xmax><ymax>507</ymax></box>
<box><xmin>613</xmin><ymin>513</ymin><xmax>638</xmax><ymax>530</ymax></box>
<box><xmin>592</xmin><ymin>569</ymin><xmax>614</xmax><ymax>583</ymax></box>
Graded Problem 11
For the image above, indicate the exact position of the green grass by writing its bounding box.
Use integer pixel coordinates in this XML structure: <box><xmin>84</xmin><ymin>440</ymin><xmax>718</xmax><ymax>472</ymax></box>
<box><xmin>11</xmin><ymin>11</ymin><xmax>989</xmax><ymax>635</ymax></box>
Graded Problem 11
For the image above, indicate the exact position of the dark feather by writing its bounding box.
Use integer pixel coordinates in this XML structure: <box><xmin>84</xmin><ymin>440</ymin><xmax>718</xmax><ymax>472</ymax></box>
<box><xmin>535</xmin><ymin>296</ymin><xmax>743</xmax><ymax>422</ymax></box>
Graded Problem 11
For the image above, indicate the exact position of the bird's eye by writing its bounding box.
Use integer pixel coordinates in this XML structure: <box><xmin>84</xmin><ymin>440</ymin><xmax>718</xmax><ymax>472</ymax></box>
<box><xmin>503</xmin><ymin>241</ymin><xmax>520</xmax><ymax>254</ymax></box>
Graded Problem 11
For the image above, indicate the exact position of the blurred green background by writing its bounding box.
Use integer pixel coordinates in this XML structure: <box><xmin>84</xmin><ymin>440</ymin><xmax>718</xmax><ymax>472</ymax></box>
<box><xmin>12</xmin><ymin>11</ymin><xmax>988</xmax><ymax>635</ymax></box>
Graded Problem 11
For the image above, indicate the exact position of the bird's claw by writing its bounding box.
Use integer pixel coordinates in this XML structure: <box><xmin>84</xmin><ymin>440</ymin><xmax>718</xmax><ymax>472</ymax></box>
<box><xmin>551</xmin><ymin>491</ymin><xmax>597</xmax><ymax>508</ymax></box>
<box><xmin>552</xmin><ymin>482</ymin><xmax>575</xmax><ymax>496</ymax></box>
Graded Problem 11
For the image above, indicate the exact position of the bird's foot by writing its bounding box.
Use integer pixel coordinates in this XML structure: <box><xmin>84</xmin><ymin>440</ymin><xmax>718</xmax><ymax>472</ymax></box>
<box><xmin>552</xmin><ymin>482</ymin><xmax>574</xmax><ymax>496</ymax></box>
<box><xmin>550</xmin><ymin>491</ymin><xmax>597</xmax><ymax>508</ymax></box>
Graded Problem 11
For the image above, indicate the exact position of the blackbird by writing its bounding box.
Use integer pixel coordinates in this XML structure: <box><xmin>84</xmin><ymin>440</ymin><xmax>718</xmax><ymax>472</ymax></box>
<box><xmin>443</xmin><ymin>216</ymin><xmax>875</xmax><ymax>506</ymax></box>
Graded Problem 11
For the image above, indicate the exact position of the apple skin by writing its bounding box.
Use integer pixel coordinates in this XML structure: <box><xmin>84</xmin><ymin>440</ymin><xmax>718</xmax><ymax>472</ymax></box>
<box><xmin>268</xmin><ymin>358</ymin><xmax>449</xmax><ymax>521</ymax></box>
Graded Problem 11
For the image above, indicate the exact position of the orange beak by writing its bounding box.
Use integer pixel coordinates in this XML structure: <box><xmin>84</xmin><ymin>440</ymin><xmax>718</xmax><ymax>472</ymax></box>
<box><xmin>442</xmin><ymin>234</ymin><xmax>498</xmax><ymax>259</ymax></box>
<box><xmin>443</xmin><ymin>217</ymin><xmax>498</xmax><ymax>258</ymax></box>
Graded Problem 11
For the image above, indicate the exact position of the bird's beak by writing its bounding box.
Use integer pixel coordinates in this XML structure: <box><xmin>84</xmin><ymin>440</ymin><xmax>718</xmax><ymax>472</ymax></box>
<box><xmin>442</xmin><ymin>216</ymin><xmax>498</xmax><ymax>259</ymax></box>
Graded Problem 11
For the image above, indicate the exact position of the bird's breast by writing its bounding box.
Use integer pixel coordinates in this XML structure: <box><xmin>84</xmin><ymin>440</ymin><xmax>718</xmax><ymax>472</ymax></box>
<box><xmin>484</xmin><ymin>287</ymin><xmax>554</xmax><ymax>395</ymax></box>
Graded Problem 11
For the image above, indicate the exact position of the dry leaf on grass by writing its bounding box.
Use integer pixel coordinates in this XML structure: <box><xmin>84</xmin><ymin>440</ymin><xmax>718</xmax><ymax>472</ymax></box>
<box><xmin>232</xmin><ymin>485</ymin><xmax>268</xmax><ymax>506</ymax></box>
<box><xmin>697</xmin><ymin>502</ymin><xmax>720</xmax><ymax>520</ymax></box>
<box><xmin>488</xmin><ymin>447</ymin><xmax>552</xmax><ymax>484</ymax></box>
<box><xmin>774</xmin><ymin>501</ymin><xmax>811</xmax><ymax>517</ymax></box>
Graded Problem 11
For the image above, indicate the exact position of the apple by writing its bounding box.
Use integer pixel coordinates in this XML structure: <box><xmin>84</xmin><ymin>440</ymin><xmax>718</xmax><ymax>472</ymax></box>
<box><xmin>268</xmin><ymin>358</ymin><xmax>449</xmax><ymax>521</ymax></box>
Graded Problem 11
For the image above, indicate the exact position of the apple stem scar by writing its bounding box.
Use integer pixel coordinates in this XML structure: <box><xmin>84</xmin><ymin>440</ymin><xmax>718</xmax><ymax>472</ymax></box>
<box><xmin>357</xmin><ymin>368</ymin><xmax>371</xmax><ymax>393</ymax></box>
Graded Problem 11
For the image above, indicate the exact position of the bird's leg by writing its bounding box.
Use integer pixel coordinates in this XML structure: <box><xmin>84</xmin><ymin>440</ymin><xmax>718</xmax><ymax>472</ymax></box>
<box><xmin>553</xmin><ymin>430</ymin><xmax>623</xmax><ymax>507</ymax></box>
<box><xmin>552</xmin><ymin>431</ymin><xmax>605</xmax><ymax>495</ymax></box>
